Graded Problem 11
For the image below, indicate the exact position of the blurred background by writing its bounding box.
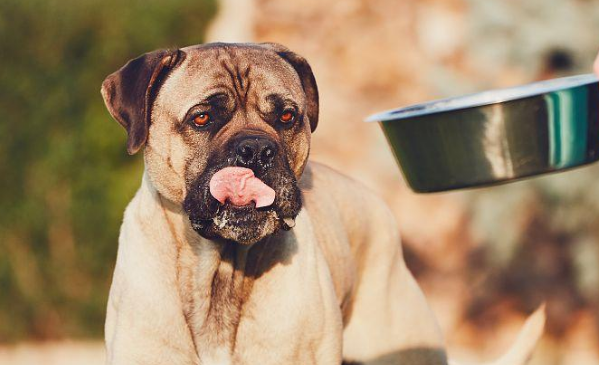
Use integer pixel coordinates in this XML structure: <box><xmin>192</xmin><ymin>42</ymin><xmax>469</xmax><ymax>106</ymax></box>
<box><xmin>1</xmin><ymin>0</ymin><xmax>599</xmax><ymax>364</ymax></box>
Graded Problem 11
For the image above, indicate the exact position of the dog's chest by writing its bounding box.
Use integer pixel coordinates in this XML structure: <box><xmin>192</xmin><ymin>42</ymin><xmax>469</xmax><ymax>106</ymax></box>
<box><xmin>178</xmin><ymin>242</ymin><xmax>255</xmax><ymax>359</ymax></box>
<box><xmin>180</xmin><ymin>215</ymin><xmax>343</xmax><ymax>364</ymax></box>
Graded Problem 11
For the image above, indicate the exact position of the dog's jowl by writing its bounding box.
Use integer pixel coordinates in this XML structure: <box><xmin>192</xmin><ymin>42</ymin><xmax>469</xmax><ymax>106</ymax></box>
<box><xmin>101</xmin><ymin>43</ymin><xmax>543</xmax><ymax>365</ymax></box>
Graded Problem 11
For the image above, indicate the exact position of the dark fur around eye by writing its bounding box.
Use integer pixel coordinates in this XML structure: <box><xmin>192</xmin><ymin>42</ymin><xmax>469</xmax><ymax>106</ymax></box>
<box><xmin>183</xmin><ymin>94</ymin><xmax>233</xmax><ymax>131</ymax></box>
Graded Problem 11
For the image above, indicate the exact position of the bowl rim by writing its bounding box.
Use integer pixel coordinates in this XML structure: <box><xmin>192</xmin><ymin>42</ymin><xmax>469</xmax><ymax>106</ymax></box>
<box><xmin>365</xmin><ymin>73</ymin><xmax>598</xmax><ymax>123</ymax></box>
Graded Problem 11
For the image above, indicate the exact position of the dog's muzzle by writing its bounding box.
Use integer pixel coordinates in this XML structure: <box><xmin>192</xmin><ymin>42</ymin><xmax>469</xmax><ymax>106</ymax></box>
<box><xmin>183</xmin><ymin>134</ymin><xmax>302</xmax><ymax>245</ymax></box>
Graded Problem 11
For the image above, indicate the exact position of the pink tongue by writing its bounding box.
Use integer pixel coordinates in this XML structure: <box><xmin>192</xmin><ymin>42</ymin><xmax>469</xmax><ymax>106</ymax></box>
<box><xmin>209</xmin><ymin>167</ymin><xmax>276</xmax><ymax>208</ymax></box>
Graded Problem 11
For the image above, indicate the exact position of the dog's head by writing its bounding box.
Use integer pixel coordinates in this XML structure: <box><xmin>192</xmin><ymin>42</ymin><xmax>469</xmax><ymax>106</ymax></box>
<box><xmin>101</xmin><ymin>43</ymin><xmax>318</xmax><ymax>245</ymax></box>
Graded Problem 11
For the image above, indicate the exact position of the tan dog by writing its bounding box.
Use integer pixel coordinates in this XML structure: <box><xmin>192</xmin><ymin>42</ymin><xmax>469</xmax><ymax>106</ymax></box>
<box><xmin>101</xmin><ymin>42</ymin><xmax>544</xmax><ymax>365</ymax></box>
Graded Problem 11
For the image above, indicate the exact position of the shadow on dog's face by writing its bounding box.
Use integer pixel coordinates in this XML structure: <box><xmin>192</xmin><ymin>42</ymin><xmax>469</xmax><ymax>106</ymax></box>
<box><xmin>101</xmin><ymin>43</ymin><xmax>319</xmax><ymax>245</ymax></box>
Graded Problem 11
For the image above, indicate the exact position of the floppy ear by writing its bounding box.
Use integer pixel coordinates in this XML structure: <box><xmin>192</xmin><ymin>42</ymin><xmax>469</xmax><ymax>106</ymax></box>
<box><xmin>260</xmin><ymin>43</ymin><xmax>319</xmax><ymax>132</ymax></box>
<box><xmin>101</xmin><ymin>49</ymin><xmax>183</xmax><ymax>155</ymax></box>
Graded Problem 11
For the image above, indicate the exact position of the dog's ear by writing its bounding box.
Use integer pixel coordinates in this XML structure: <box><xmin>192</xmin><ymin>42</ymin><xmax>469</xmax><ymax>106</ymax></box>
<box><xmin>101</xmin><ymin>49</ymin><xmax>184</xmax><ymax>155</ymax></box>
<box><xmin>260</xmin><ymin>43</ymin><xmax>319</xmax><ymax>132</ymax></box>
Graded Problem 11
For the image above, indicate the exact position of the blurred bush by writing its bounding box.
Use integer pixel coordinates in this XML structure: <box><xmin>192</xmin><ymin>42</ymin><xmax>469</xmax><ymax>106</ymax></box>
<box><xmin>0</xmin><ymin>0</ymin><xmax>216</xmax><ymax>341</ymax></box>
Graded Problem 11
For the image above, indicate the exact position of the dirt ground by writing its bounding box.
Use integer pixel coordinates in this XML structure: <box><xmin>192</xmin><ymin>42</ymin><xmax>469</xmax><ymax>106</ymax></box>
<box><xmin>0</xmin><ymin>341</ymin><xmax>105</xmax><ymax>365</ymax></box>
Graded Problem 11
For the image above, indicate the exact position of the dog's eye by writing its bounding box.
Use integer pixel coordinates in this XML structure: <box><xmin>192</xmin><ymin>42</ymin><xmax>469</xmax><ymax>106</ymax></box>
<box><xmin>192</xmin><ymin>113</ymin><xmax>211</xmax><ymax>127</ymax></box>
<box><xmin>279</xmin><ymin>110</ymin><xmax>295</xmax><ymax>124</ymax></box>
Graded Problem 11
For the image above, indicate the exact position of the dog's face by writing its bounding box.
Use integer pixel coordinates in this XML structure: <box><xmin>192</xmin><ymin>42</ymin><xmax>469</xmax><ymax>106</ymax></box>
<box><xmin>101</xmin><ymin>43</ymin><xmax>319</xmax><ymax>245</ymax></box>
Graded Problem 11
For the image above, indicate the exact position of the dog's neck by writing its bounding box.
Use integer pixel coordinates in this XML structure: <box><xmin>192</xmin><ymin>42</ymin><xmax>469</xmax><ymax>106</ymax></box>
<box><xmin>138</xmin><ymin>172</ymin><xmax>290</xmax><ymax>355</ymax></box>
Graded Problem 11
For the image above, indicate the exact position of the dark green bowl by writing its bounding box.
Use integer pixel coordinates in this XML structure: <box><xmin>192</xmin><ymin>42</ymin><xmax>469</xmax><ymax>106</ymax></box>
<box><xmin>367</xmin><ymin>75</ymin><xmax>599</xmax><ymax>193</ymax></box>
<box><xmin>366</xmin><ymin>74</ymin><xmax>599</xmax><ymax>193</ymax></box>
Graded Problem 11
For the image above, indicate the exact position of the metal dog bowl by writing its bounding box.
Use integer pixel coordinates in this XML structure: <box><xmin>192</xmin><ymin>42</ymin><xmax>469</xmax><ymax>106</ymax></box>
<box><xmin>366</xmin><ymin>74</ymin><xmax>599</xmax><ymax>193</ymax></box>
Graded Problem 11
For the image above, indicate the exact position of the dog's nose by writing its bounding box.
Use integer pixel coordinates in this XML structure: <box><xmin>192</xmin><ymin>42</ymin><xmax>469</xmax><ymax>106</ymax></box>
<box><xmin>235</xmin><ymin>136</ymin><xmax>277</xmax><ymax>168</ymax></box>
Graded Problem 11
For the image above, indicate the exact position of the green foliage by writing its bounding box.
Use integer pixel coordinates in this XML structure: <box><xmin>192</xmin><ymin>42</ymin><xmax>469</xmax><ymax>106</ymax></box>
<box><xmin>0</xmin><ymin>0</ymin><xmax>216</xmax><ymax>341</ymax></box>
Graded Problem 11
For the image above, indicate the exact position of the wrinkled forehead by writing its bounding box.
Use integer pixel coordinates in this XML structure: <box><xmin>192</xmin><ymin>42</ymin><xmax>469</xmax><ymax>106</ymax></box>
<box><xmin>155</xmin><ymin>45</ymin><xmax>304</xmax><ymax>119</ymax></box>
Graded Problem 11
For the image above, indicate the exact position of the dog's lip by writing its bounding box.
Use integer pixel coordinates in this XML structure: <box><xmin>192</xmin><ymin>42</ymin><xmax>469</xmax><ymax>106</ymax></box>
<box><xmin>223</xmin><ymin>200</ymin><xmax>257</xmax><ymax>210</ymax></box>
<box><xmin>189</xmin><ymin>195</ymin><xmax>297</xmax><ymax>233</ymax></box>
<box><xmin>207</xmin><ymin>200</ymin><xmax>290</xmax><ymax>220</ymax></box>
<box><xmin>210</xmin><ymin>199</ymin><xmax>279</xmax><ymax>215</ymax></box>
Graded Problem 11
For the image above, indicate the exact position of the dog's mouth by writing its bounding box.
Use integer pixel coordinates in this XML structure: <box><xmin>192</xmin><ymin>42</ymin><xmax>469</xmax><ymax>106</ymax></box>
<box><xmin>183</xmin><ymin>164</ymin><xmax>302</xmax><ymax>245</ymax></box>
<box><xmin>209</xmin><ymin>167</ymin><xmax>276</xmax><ymax>210</ymax></box>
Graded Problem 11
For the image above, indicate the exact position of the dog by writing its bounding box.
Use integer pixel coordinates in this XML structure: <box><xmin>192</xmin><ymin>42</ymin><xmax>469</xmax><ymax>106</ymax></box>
<box><xmin>101</xmin><ymin>42</ymin><xmax>544</xmax><ymax>365</ymax></box>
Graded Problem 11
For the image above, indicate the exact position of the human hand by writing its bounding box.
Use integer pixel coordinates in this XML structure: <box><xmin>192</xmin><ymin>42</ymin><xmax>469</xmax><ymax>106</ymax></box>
<box><xmin>594</xmin><ymin>51</ymin><xmax>599</xmax><ymax>77</ymax></box>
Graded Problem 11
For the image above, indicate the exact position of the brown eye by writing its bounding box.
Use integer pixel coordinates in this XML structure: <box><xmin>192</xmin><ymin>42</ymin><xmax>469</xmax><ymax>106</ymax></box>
<box><xmin>279</xmin><ymin>111</ymin><xmax>295</xmax><ymax>124</ymax></box>
<box><xmin>192</xmin><ymin>113</ymin><xmax>210</xmax><ymax>127</ymax></box>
